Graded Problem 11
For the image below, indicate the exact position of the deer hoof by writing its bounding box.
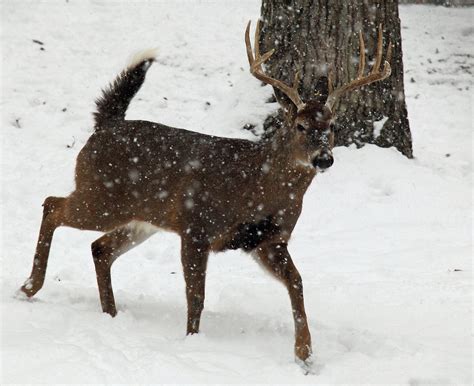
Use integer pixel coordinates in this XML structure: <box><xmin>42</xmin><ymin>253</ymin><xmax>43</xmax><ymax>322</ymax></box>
<box><xmin>19</xmin><ymin>278</ymin><xmax>39</xmax><ymax>298</ymax></box>
<box><xmin>102</xmin><ymin>305</ymin><xmax>117</xmax><ymax>317</ymax></box>
<box><xmin>15</xmin><ymin>288</ymin><xmax>31</xmax><ymax>301</ymax></box>
<box><xmin>295</xmin><ymin>341</ymin><xmax>312</xmax><ymax>361</ymax></box>
<box><xmin>295</xmin><ymin>355</ymin><xmax>316</xmax><ymax>376</ymax></box>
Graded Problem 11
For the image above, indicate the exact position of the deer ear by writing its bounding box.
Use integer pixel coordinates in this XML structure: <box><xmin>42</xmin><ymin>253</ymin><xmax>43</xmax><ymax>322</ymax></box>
<box><xmin>273</xmin><ymin>90</ymin><xmax>298</xmax><ymax>122</ymax></box>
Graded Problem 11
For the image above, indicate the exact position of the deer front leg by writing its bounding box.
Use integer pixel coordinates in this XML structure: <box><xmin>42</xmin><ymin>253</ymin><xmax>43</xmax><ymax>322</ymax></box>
<box><xmin>181</xmin><ymin>237</ymin><xmax>209</xmax><ymax>335</ymax></box>
<box><xmin>91</xmin><ymin>222</ymin><xmax>156</xmax><ymax>316</ymax></box>
<box><xmin>255</xmin><ymin>242</ymin><xmax>312</xmax><ymax>363</ymax></box>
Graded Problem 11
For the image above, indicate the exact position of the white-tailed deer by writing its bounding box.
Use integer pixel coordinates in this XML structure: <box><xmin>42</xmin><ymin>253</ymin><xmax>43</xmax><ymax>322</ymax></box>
<box><xmin>20</xmin><ymin>21</ymin><xmax>391</xmax><ymax>366</ymax></box>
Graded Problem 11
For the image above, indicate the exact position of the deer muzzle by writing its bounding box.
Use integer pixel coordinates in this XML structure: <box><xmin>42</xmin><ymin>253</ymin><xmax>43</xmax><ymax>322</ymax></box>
<box><xmin>312</xmin><ymin>150</ymin><xmax>334</xmax><ymax>170</ymax></box>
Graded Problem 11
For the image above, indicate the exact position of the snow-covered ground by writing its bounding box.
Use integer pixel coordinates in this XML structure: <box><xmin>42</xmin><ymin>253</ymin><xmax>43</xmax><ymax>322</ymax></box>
<box><xmin>1</xmin><ymin>1</ymin><xmax>472</xmax><ymax>384</ymax></box>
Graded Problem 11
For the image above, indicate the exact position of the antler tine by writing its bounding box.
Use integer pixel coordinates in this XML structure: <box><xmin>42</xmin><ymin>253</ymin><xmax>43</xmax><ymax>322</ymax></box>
<box><xmin>293</xmin><ymin>70</ymin><xmax>301</xmax><ymax>89</ymax></box>
<box><xmin>245</xmin><ymin>21</ymin><xmax>255</xmax><ymax>65</ymax></box>
<box><xmin>328</xmin><ymin>68</ymin><xmax>334</xmax><ymax>94</ymax></box>
<box><xmin>386</xmin><ymin>40</ymin><xmax>393</xmax><ymax>65</ymax></box>
<box><xmin>325</xmin><ymin>24</ymin><xmax>392</xmax><ymax>111</ymax></box>
<box><xmin>245</xmin><ymin>20</ymin><xmax>305</xmax><ymax>110</ymax></box>
<box><xmin>370</xmin><ymin>24</ymin><xmax>384</xmax><ymax>75</ymax></box>
<box><xmin>253</xmin><ymin>20</ymin><xmax>276</xmax><ymax>69</ymax></box>
<box><xmin>254</xmin><ymin>20</ymin><xmax>262</xmax><ymax>62</ymax></box>
<box><xmin>358</xmin><ymin>31</ymin><xmax>366</xmax><ymax>79</ymax></box>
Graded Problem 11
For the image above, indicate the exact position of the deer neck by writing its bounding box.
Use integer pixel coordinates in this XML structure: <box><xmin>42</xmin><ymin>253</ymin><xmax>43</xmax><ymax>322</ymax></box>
<box><xmin>259</xmin><ymin>128</ymin><xmax>316</xmax><ymax>194</ymax></box>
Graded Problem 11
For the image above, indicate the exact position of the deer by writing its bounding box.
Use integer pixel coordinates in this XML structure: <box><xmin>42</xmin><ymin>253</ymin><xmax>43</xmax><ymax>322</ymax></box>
<box><xmin>20</xmin><ymin>20</ymin><xmax>391</xmax><ymax>368</ymax></box>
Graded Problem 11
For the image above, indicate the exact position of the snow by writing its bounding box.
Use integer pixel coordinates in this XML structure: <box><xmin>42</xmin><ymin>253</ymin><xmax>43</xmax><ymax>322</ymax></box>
<box><xmin>1</xmin><ymin>1</ymin><xmax>472</xmax><ymax>384</ymax></box>
<box><xmin>373</xmin><ymin>115</ymin><xmax>388</xmax><ymax>138</ymax></box>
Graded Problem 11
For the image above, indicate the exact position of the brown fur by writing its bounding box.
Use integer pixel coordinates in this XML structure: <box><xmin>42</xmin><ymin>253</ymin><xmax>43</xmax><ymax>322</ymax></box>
<box><xmin>20</xmin><ymin>51</ymin><xmax>336</xmax><ymax>364</ymax></box>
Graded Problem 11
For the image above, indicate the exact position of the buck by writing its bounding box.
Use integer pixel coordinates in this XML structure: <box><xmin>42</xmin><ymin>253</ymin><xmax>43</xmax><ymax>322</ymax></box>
<box><xmin>20</xmin><ymin>21</ymin><xmax>391</xmax><ymax>367</ymax></box>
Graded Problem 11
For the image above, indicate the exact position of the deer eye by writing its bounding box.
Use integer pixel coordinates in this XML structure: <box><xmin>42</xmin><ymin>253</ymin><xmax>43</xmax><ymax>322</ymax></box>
<box><xmin>296</xmin><ymin>124</ymin><xmax>306</xmax><ymax>132</ymax></box>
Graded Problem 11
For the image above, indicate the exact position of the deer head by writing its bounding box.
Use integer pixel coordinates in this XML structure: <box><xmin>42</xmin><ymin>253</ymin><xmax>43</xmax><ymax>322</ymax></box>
<box><xmin>245</xmin><ymin>21</ymin><xmax>392</xmax><ymax>170</ymax></box>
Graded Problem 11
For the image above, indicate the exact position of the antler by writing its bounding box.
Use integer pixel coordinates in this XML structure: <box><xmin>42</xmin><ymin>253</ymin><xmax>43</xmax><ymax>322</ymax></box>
<box><xmin>245</xmin><ymin>20</ymin><xmax>305</xmax><ymax>111</ymax></box>
<box><xmin>325</xmin><ymin>24</ymin><xmax>392</xmax><ymax>112</ymax></box>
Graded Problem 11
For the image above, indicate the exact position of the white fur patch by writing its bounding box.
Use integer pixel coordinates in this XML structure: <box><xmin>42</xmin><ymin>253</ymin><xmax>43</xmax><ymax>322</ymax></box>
<box><xmin>127</xmin><ymin>220</ymin><xmax>159</xmax><ymax>235</ymax></box>
<box><xmin>296</xmin><ymin>151</ymin><xmax>320</xmax><ymax>169</ymax></box>
<box><xmin>127</xmin><ymin>48</ymin><xmax>158</xmax><ymax>69</ymax></box>
<box><xmin>296</xmin><ymin>159</ymin><xmax>313</xmax><ymax>169</ymax></box>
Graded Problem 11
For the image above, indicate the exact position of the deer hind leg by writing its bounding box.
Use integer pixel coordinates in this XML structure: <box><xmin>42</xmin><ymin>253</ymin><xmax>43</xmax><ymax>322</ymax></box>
<box><xmin>91</xmin><ymin>221</ymin><xmax>157</xmax><ymax>317</ymax></box>
<box><xmin>20</xmin><ymin>196</ymin><xmax>67</xmax><ymax>297</ymax></box>
<box><xmin>254</xmin><ymin>242</ymin><xmax>312</xmax><ymax>363</ymax></box>
<box><xmin>181</xmin><ymin>237</ymin><xmax>209</xmax><ymax>334</ymax></box>
<box><xmin>20</xmin><ymin>193</ymin><xmax>121</xmax><ymax>298</ymax></box>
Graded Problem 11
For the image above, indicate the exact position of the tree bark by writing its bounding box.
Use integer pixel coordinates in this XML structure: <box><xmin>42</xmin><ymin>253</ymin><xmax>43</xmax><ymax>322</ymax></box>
<box><xmin>259</xmin><ymin>0</ymin><xmax>413</xmax><ymax>158</ymax></box>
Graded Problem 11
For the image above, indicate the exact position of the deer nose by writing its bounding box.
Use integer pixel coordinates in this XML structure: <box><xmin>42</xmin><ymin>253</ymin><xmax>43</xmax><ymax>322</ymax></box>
<box><xmin>312</xmin><ymin>151</ymin><xmax>334</xmax><ymax>169</ymax></box>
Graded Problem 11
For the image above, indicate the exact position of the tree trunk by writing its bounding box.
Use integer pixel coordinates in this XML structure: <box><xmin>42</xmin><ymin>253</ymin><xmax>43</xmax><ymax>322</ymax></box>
<box><xmin>259</xmin><ymin>0</ymin><xmax>413</xmax><ymax>158</ymax></box>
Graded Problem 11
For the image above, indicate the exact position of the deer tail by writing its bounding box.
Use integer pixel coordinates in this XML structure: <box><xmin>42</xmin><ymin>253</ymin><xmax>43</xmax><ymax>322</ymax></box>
<box><xmin>93</xmin><ymin>49</ymin><xmax>157</xmax><ymax>129</ymax></box>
